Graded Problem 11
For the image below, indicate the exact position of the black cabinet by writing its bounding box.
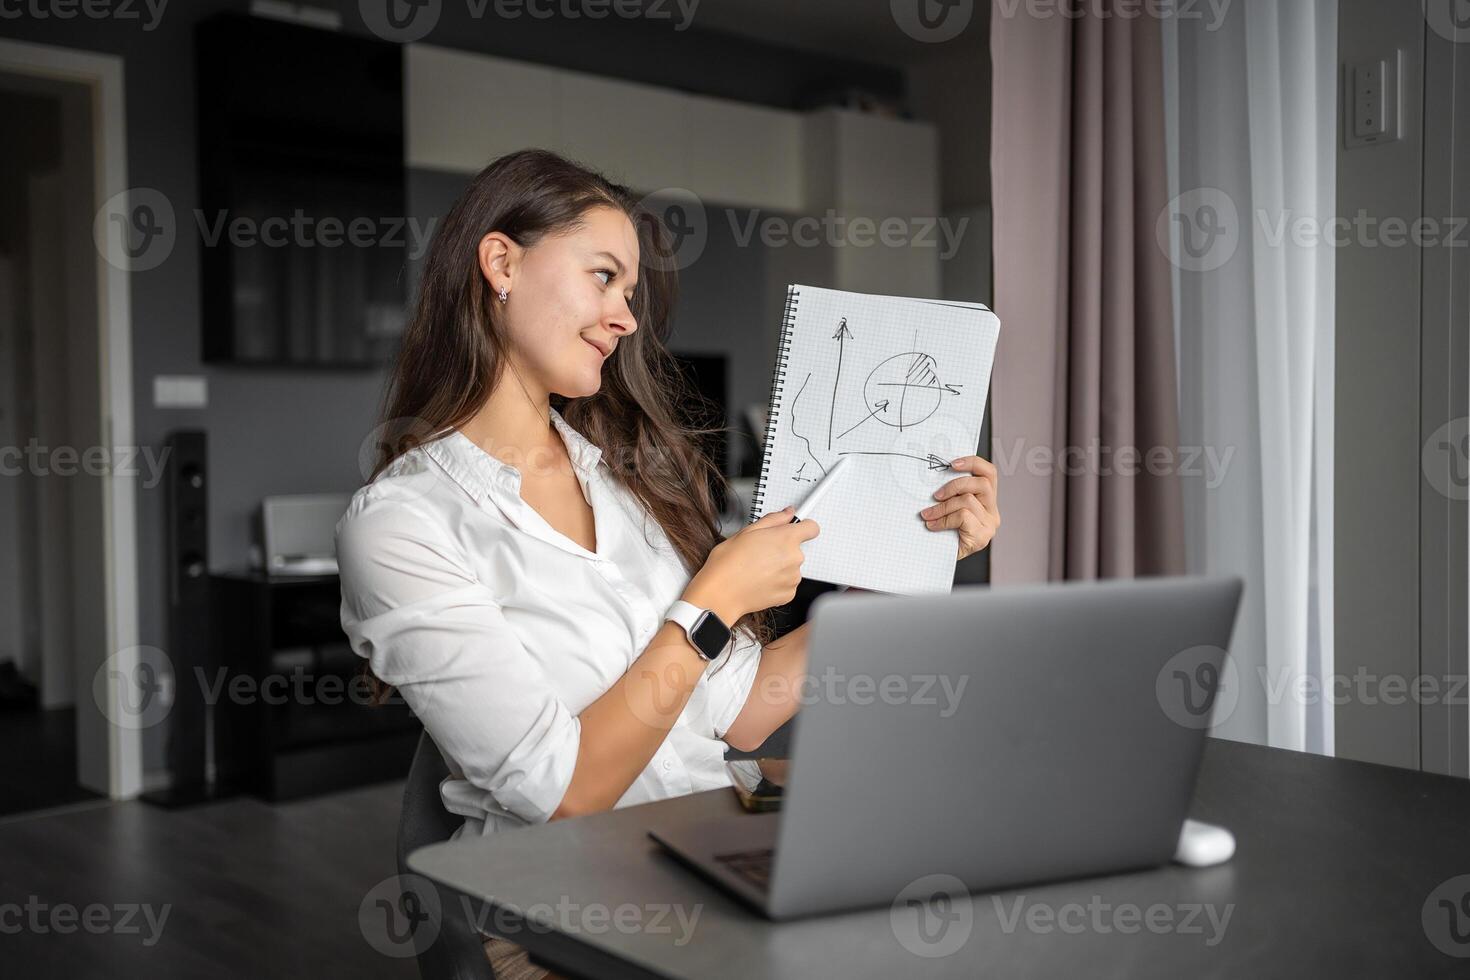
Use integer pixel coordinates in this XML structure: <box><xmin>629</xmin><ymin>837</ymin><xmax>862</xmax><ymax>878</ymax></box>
<box><xmin>211</xmin><ymin>571</ymin><xmax>420</xmax><ymax>801</ymax></box>
<box><xmin>196</xmin><ymin>14</ymin><xmax>407</xmax><ymax>367</ymax></box>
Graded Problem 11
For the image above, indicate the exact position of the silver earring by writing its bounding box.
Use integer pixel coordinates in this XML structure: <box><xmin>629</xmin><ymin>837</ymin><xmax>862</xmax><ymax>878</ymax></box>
<box><xmin>498</xmin><ymin>285</ymin><xmax>508</xmax><ymax>303</ymax></box>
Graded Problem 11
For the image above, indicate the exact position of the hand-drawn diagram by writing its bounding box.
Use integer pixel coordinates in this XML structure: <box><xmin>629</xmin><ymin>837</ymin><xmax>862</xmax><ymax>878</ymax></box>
<box><xmin>786</xmin><ymin>318</ymin><xmax>966</xmax><ymax>483</ymax></box>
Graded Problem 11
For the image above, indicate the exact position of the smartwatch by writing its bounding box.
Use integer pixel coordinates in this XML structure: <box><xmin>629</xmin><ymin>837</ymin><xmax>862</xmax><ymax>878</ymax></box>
<box><xmin>664</xmin><ymin>600</ymin><xmax>732</xmax><ymax>662</ymax></box>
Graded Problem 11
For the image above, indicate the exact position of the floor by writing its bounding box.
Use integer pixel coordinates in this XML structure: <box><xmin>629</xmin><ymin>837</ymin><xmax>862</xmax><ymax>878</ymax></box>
<box><xmin>0</xmin><ymin>779</ymin><xmax>418</xmax><ymax>978</ymax></box>
<box><xmin>0</xmin><ymin>706</ymin><xmax>104</xmax><ymax>817</ymax></box>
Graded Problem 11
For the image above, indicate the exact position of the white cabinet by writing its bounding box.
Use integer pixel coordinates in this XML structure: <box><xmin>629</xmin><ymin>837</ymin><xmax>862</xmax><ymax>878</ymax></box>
<box><xmin>682</xmin><ymin>94</ymin><xmax>804</xmax><ymax>212</ymax></box>
<box><xmin>405</xmin><ymin>45</ymin><xmax>561</xmax><ymax>174</ymax></box>
<box><xmin>558</xmin><ymin>72</ymin><xmax>689</xmax><ymax>193</ymax></box>
<box><xmin>801</xmin><ymin>108</ymin><xmax>942</xmax><ymax>297</ymax></box>
<box><xmin>405</xmin><ymin>44</ymin><xmax>926</xmax><ymax>221</ymax></box>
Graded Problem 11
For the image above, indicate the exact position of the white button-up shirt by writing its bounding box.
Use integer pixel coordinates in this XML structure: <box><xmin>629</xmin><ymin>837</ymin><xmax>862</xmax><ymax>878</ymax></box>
<box><xmin>336</xmin><ymin>407</ymin><xmax>763</xmax><ymax>839</ymax></box>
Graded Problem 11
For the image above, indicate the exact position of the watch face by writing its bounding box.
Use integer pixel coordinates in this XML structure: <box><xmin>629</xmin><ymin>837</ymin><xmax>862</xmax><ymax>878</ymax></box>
<box><xmin>690</xmin><ymin>611</ymin><xmax>731</xmax><ymax>660</ymax></box>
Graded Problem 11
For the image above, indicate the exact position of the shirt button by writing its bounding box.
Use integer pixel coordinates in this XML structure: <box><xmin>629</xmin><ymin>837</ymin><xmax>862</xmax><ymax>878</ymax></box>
<box><xmin>662</xmin><ymin>759</ymin><xmax>673</xmax><ymax>772</ymax></box>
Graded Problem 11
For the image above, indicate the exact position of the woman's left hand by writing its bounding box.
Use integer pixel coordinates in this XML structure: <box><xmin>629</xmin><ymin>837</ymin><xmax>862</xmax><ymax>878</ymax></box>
<box><xmin>919</xmin><ymin>455</ymin><xmax>1001</xmax><ymax>561</ymax></box>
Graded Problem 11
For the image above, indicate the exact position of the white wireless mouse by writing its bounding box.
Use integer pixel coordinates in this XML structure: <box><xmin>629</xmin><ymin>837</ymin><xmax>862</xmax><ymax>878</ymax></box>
<box><xmin>1173</xmin><ymin>819</ymin><xmax>1236</xmax><ymax>867</ymax></box>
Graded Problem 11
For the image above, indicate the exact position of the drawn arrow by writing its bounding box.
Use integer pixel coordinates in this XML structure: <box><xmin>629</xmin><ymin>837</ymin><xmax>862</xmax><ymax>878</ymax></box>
<box><xmin>836</xmin><ymin>398</ymin><xmax>889</xmax><ymax>440</ymax></box>
<box><xmin>828</xmin><ymin>318</ymin><xmax>853</xmax><ymax>450</ymax></box>
<box><xmin>836</xmin><ymin>451</ymin><xmax>955</xmax><ymax>470</ymax></box>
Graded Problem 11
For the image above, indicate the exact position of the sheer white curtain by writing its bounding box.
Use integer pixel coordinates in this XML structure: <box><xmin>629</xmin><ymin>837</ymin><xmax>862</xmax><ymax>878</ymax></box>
<box><xmin>1162</xmin><ymin>0</ymin><xmax>1337</xmax><ymax>753</ymax></box>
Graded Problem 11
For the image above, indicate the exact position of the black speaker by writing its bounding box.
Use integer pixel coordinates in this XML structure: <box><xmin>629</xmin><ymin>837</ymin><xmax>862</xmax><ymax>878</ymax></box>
<box><xmin>145</xmin><ymin>430</ymin><xmax>222</xmax><ymax>806</ymax></box>
<box><xmin>167</xmin><ymin>430</ymin><xmax>208</xmax><ymax>606</ymax></box>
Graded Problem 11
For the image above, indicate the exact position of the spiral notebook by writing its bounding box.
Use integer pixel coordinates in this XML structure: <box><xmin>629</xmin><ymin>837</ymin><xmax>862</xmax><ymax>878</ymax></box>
<box><xmin>748</xmin><ymin>285</ymin><xmax>1002</xmax><ymax>595</ymax></box>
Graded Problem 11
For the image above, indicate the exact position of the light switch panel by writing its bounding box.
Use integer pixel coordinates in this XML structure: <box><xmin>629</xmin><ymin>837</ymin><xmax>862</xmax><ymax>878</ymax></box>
<box><xmin>153</xmin><ymin>375</ymin><xmax>208</xmax><ymax>409</ymax></box>
<box><xmin>1345</xmin><ymin>51</ymin><xmax>1401</xmax><ymax>149</ymax></box>
<box><xmin>1353</xmin><ymin>59</ymin><xmax>1387</xmax><ymax>139</ymax></box>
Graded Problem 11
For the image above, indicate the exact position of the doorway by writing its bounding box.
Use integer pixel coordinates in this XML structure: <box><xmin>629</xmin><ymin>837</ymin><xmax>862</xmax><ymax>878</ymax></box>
<box><xmin>0</xmin><ymin>40</ymin><xmax>142</xmax><ymax>806</ymax></box>
<box><xmin>0</xmin><ymin>73</ymin><xmax>107</xmax><ymax>816</ymax></box>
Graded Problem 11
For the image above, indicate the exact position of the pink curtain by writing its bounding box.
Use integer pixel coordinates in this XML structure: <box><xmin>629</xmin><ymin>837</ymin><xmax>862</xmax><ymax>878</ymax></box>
<box><xmin>989</xmin><ymin>0</ymin><xmax>1185</xmax><ymax>582</ymax></box>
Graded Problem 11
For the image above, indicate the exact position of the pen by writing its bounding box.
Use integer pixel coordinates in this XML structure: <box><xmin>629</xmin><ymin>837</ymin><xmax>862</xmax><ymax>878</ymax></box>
<box><xmin>790</xmin><ymin>456</ymin><xmax>850</xmax><ymax>523</ymax></box>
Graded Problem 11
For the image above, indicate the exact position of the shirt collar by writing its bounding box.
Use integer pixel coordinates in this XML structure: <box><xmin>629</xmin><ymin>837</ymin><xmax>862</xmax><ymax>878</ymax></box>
<box><xmin>422</xmin><ymin>406</ymin><xmax>605</xmax><ymax>501</ymax></box>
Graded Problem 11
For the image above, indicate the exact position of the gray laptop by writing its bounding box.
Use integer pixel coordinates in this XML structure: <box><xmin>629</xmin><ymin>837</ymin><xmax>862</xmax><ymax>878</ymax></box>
<box><xmin>648</xmin><ymin>575</ymin><xmax>1243</xmax><ymax>920</ymax></box>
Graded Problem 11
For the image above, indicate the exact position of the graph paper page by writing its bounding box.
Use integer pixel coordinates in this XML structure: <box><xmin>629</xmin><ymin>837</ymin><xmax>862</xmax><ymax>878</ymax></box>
<box><xmin>750</xmin><ymin>285</ymin><xmax>1002</xmax><ymax>595</ymax></box>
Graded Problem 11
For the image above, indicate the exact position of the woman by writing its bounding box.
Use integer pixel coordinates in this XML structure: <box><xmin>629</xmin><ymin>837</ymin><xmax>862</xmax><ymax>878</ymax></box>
<box><xmin>336</xmin><ymin>148</ymin><xmax>1001</xmax><ymax>977</ymax></box>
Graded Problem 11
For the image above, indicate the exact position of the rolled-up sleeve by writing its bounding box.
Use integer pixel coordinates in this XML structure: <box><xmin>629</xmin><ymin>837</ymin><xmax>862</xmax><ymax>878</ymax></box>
<box><xmin>336</xmin><ymin>495</ymin><xmax>580</xmax><ymax>824</ymax></box>
<box><xmin>705</xmin><ymin>629</ymin><xmax>763</xmax><ymax>740</ymax></box>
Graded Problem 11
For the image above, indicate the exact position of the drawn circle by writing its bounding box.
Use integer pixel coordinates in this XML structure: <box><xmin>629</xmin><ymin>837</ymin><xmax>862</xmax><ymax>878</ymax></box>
<box><xmin>822</xmin><ymin>339</ymin><xmax>981</xmax><ymax>531</ymax></box>
<box><xmin>360</xmin><ymin>0</ymin><xmax>442</xmax><ymax>43</ymax></box>
<box><xmin>1156</xmin><ymin>187</ymin><xmax>1240</xmax><ymax>273</ymax></box>
<box><xmin>1155</xmin><ymin>645</ymin><xmax>1238</xmax><ymax>730</ymax></box>
<box><xmin>636</xmin><ymin>188</ymin><xmax>708</xmax><ymax>272</ymax></box>
<box><xmin>891</xmin><ymin>0</ymin><xmax>975</xmax><ymax>44</ymax></box>
<box><xmin>1423</xmin><ymin>417</ymin><xmax>1470</xmax><ymax>501</ymax></box>
<box><xmin>863</xmin><ymin>352</ymin><xmax>946</xmax><ymax>431</ymax></box>
<box><xmin>94</xmin><ymin>187</ymin><xmax>176</xmax><ymax>272</ymax></box>
<box><xmin>93</xmin><ymin>645</ymin><xmax>174</xmax><ymax>731</ymax></box>
<box><xmin>890</xmin><ymin>873</ymin><xmax>974</xmax><ymax>958</ymax></box>
<box><xmin>1423</xmin><ymin>874</ymin><xmax>1470</xmax><ymax>958</ymax></box>
<box><xmin>360</xmin><ymin>873</ymin><xmax>443</xmax><ymax>958</ymax></box>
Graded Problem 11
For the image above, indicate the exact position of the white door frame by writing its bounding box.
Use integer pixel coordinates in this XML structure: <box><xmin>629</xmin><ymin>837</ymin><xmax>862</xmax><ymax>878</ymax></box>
<box><xmin>0</xmin><ymin>38</ymin><xmax>142</xmax><ymax>799</ymax></box>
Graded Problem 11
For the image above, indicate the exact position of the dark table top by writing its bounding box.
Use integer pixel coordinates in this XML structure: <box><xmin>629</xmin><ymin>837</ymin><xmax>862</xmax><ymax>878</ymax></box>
<box><xmin>411</xmin><ymin>737</ymin><xmax>1470</xmax><ymax>978</ymax></box>
<box><xmin>211</xmin><ymin>568</ymin><xmax>339</xmax><ymax>585</ymax></box>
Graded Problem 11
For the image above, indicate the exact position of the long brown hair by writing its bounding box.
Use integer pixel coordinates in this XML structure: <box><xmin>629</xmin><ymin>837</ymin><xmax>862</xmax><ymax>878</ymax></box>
<box><xmin>364</xmin><ymin>148</ymin><xmax>776</xmax><ymax>699</ymax></box>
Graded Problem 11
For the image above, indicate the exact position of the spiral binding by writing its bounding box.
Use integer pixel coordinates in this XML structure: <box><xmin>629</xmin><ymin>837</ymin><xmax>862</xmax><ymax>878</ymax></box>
<box><xmin>747</xmin><ymin>285</ymin><xmax>801</xmax><ymax>523</ymax></box>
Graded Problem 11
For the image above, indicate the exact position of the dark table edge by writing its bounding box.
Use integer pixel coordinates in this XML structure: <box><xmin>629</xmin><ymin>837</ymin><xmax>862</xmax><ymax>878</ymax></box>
<box><xmin>410</xmin><ymin>737</ymin><xmax>1470</xmax><ymax>979</ymax></box>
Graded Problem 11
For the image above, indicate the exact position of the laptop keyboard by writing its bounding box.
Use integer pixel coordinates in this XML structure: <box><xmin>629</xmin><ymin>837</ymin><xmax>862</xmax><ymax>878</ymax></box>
<box><xmin>714</xmin><ymin>848</ymin><xmax>774</xmax><ymax>891</ymax></box>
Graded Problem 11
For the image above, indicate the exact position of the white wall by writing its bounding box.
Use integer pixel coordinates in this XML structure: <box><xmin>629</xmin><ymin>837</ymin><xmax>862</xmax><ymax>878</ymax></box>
<box><xmin>1418</xmin><ymin>18</ymin><xmax>1470</xmax><ymax>777</ymax></box>
<box><xmin>1334</xmin><ymin>0</ymin><xmax>1430</xmax><ymax>769</ymax></box>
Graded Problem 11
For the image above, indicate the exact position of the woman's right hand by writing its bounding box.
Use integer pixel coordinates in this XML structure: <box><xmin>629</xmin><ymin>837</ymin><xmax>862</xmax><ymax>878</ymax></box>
<box><xmin>683</xmin><ymin>507</ymin><xmax>820</xmax><ymax>622</ymax></box>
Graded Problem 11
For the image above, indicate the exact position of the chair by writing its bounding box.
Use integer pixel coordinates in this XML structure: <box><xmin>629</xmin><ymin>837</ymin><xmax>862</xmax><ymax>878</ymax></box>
<box><xmin>397</xmin><ymin>731</ymin><xmax>496</xmax><ymax>980</ymax></box>
<box><xmin>726</xmin><ymin>717</ymin><xmax>794</xmax><ymax>760</ymax></box>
